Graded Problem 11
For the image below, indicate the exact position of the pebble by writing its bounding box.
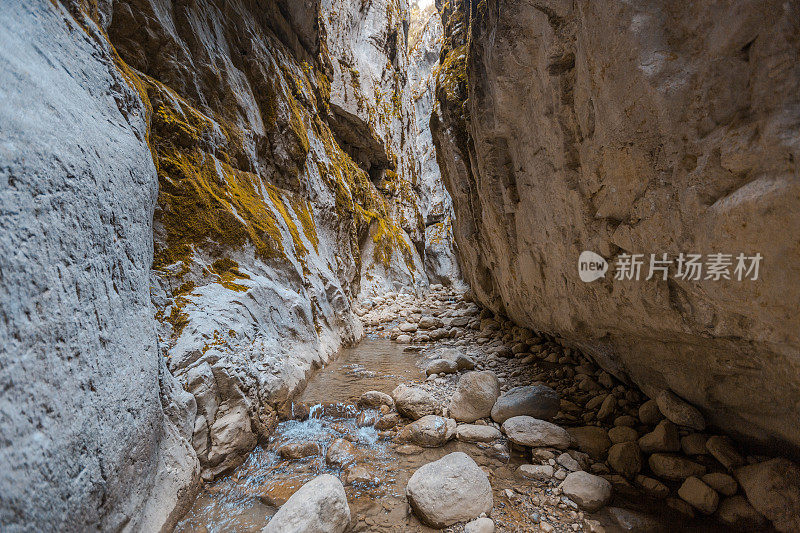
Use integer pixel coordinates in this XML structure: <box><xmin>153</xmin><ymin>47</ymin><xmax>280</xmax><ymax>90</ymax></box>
<box><xmin>607</xmin><ymin>442</ymin><xmax>642</xmax><ymax>478</ymax></box>
<box><xmin>516</xmin><ymin>464</ymin><xmax>554</xmax><ymax>481</ymax></box>
<box><xmin>705</xmin><ymin>435</ymin><xmax>745</xmax><ymax>470</ymax></box>
<box><xmin>638</xmin><ymin>419</ymin><xmax>680</xmax><ymax>453</ymax></box>
<box><xmin>608</xmin><ymin>426</ymin><xmax>638</xmax><ymax>443</ymax></box>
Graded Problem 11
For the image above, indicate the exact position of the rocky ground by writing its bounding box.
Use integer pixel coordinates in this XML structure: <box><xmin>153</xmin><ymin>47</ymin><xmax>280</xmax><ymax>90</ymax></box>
<box><xmin>348</xmin><ymin>286</ymin><xmax>786</xmax><ymax>532</ymax></box>
<box><xmin>212</xmin><ymin>284</ymin><xmax>796</xmax><ymax>532</ymax></box>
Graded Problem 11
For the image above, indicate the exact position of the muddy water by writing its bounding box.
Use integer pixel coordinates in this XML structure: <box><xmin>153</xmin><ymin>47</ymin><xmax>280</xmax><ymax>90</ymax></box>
<box><xmin>175</xmin><ymin>337</ymin><xmax>519</xmax><ymax>532</ymax></box>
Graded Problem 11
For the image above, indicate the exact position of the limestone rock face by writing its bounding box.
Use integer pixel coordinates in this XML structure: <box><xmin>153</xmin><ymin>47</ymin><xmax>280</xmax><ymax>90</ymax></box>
<box><xmin>432</xmin><ymin>0</ymin><xmax>800</xmax><ymax>452</ymax></box>
<box><xmin>408</xmin><ymin>3</ymin><xmax>464</xmax><ymax>287</ymax></box>
<box><xmin>106</xmin><ymin>0</ymin><xmax>431</xmax><ymax>483</ymax></box>
<box><xmin>0</xmin><ymin>3</ymin><xmax>197</xmax><ymax>530</ymax></box>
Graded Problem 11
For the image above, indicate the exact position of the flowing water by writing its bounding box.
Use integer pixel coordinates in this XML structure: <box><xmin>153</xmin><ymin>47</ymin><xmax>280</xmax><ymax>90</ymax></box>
<box><xmin>175</xmin><ymin>337</ymin><xmax>520</xmax><ymax>532</ymax></box>
<box><xmin>174</xmin><ymin>337</ymin><xmax>740</xmax><ymax>533</ymax></box>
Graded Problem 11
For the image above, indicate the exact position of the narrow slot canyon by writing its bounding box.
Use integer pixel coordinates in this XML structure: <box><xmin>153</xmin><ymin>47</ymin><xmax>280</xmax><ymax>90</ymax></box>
<box><xmin>1</xmin><ymin>1</ymin><xmax>799</xmax><ymax>532</ymax></box>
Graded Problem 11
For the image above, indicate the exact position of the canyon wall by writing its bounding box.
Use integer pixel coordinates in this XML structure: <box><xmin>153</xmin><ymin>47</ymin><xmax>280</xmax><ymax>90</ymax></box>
<box><xmin>409</xmin><ymin>3</ymin><xmax>464</xmax><ymax>287</ymax></box>
<box><xmin>1</xmin><ymin>0</ymin><xmax>433</xmax><ymax>529</ymax></box>
<box><xmin>432</xmin><ymin>0</ymin><xmax>800</xmax><ymax>454</ymax></box>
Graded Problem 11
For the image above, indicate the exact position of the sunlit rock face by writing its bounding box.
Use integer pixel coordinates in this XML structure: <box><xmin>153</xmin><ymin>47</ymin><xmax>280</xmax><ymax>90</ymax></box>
<box><xmin>432</xmin><ymin>0</ymin><xmax>800</xmax><ymax>453</ymax></box>
<box><xmin>2</xmin><ymin>0</ymin><xmax>432</xmax><ymax>528</ymax></box>
<box><xmin>408</xmin><ymin>2</ymin><xmax>465</xmax><ymax>288</ymax></box>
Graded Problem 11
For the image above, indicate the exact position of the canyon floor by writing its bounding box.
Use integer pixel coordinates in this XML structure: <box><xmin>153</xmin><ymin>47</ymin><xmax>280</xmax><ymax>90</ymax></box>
<box><xmin>171</xmin><ymin>286</ymin><xmax>773</xmax><ymax>532</ymax></box>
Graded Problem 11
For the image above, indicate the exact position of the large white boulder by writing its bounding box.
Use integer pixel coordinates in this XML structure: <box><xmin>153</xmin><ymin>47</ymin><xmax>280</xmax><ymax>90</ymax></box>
<box><xmin>406</xmin><ymin>452</ymin><xmax>493</xmax><ymax>527</ymax></box>
<box><xmin>262</xmin><ymin>474</ymin><xmax>351</xmax><ymax>533</ymax></box>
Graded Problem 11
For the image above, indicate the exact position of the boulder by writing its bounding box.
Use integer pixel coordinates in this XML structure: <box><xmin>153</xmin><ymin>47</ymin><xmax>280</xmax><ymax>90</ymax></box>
<box><xmin>392</xmin><ymin>384</ymin><xmax>439</xmax><ymax>420</ymax></box>
<box><xmin>608</xmin><ymin>426</ymin><xmax>638</xmax><ymax>444</ymax></box>
<box><xmin>560</xmin><ymin>471</ymin><xmax>612</xmax><ymax>512</ymax></box>
<box><xmin>702</xmin><ymin>472</ymin><xmax>738</xmax><ymax>496</ymax></box>
<box><xmin>448</xmin><ymin>371</ymin><xmax>500</xmax><ymax>422</ymax></box>
<box><xmin>736</xmin><ymin>458</ymin><xmax>800</xmax><ymax>532</ymax></box>
<box><xmin>649</xmin><ymin>454</ymin><xmax>706</xmax><ymax>481</ymax></box>
<box><xmin>517</xmin><ymin>464</ymin><xmax>555</xmax><ymax>481</ymax></box>
<box><xmin>638</xmin><ymin>420</ymin><xmax>680</xmax><ymax>453</ymax></box>
<box><xmin>325</xmin><ymin>438</ymin><xmax>357</xmax><ymax>468</ymax></box>
<box><xmin>656</xmin><ymin>391</ymin><xmax>705</xmax><ymax>431</ymax></box>
<box><xmin>608</xmin><ymin>442</ymin><xmax>642</xmax><ymax>478</ymax></box>
<box><xmin>277</xmin><ymin>441</ymin><xmax>320</xmax><ymax>460</ymax></box>
<box><xmin>397</xmin><ymin>415</ymin><xmax>454</xmax><ymax>447</ymax></box>
<box><xmin>457</xmin><ymin>424</ymin><xmax>502</xmax><ymax>443</ymax></box>
<box><xmin>502</xmin><ymin>416</ymin><xmax>572</xmax><ymax>449</ymax></box>
<box><xmin>716</xmin><ymin>496</ymin><xmax>768</xmax><ymax>530</ymax></box>
<box><xmin>678</xmin><ymin>477</ymin><xmax>719</xmax><ymax>514</ymax></box>
<box><xmin>490</xmin><ymin>385</ymin><xmax>560</xmax><ymax>423</ymax></box>
<box><xmin>358</xmin><ymin>391</ymin><xmax>394</xmax><ymax>409</ymax></box>
<box><xmin>464</xmin><ymin>517</ymin><xmax>495</xmax><ymax>533</ymax></box>
<box><xmin>262</xmin><ymin>474</ymin><xmax>350</xmax><ymax>533</ymax></box>
<box><xmin>425</xmin><ymin>359</ymin><xmax>458</xmax><ymax>376</ymax></box>
<box><xmin>566</xmin><ymin>426</ymin><xmax>611</xmax><ymax>459</ymax></box>
<box><xmin>705</xmin><ymin>436</ymin><xmax>745</xmax><ymax>470</ymax></box>
<box><xmin>406</xmin><ymin>452</ymin><xmax>493</xmax><ymax>528</ymax></box>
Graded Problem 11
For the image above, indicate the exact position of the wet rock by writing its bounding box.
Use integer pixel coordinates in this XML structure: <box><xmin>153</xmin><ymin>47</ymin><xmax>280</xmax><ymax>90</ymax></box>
<box><xmin>464</xmin><ymin>517</ymin><xmax>495</xmax><ymax>533</ymax></box>
<box><xmin>566</xmin><ymin>426</ymin><xmax>611</xmax><ymax>460</ymax></box>
<box><xmin>346</xmin><ymin>465</ymin><xmax>380</xmax><ymax>485</ymax></box>
<box><xmin>425</xmin><ymin>359</ymin><xmax>458</xmax><ymax>376</ymax></box>
<box><xmin>356</xmin><ymin>410</ymin><xmax>379</xmax><ymax>427</ymax></box>
<box><xmin>397</xmin><ymin>415</ymin><xmax>454</xmax><ymax>447</ymax></box>
<box><xmin>262</xmin><ymin>474</ymin><xmax>350</xmax><ymax>533</ymax></box>
<box><xmin>608</xmin><ymin>442</ymin><xmax>642</xmax><ymax>478</ymax></box>
<box><xmin>702</xmin><ymin>472</ymin><xmax>738</xmax><ymax>496</ymax></box>
<box><xmin>705</xmin><ymin>436</ymin><xmax>745</xmax><ymax>470</ymax></box>
<box><xmin>648</xmin><ymin>454</ymin><xmax>706</xmax><ymax>480</ymax></box>
<box><xmin>448</xmin><ymin>371</ymin><xmax>500</xmax><ymax>422</ymax></box>
<box><xmin>375</xmin><ymin>413</ymin><xmax>400</xmax><ymax>430</ymax></box>
<box><xmin>490</xmin><ymin>385</ymin><xmax>560</xmax><ymax>423</ymax></box>
<box><xmin>736</xmin><ymin>458</ymin><xmax>800</xmax><ymax>532</ymax></box>
<box><xmin>395</xmin><ymin>444</ymin><xmax>424</xmax><ymax>455</ymax></box>
<box><xmin>716</xmin><ymin>495</ymin><xmax>768</xmax><ymax>530</ymax></box>
<box><xmin>358</xmin><ymin>391</ymin><xmax>394</xmax><ymax>409</ymax></box>
<box><xmin>457</xmin><ymin>424</ymin><xmax>502</xmax><ymax>443</ymax></box>
<box><xmin>325</xmin><ymin>438</ymin><xmax>357</xmax><ymax>468</ymax></box>
<box><xmin>638</xmin><ymin>400</ymin><xmax>663</xmax><ymax>426</ymax></box>
<box><xmin>678</xmin><ymin>477</ymin><xmax>719</xmax><ymax>514</ymax></box>
<box><xmin>560</xmin><ymin>471</ymin><xmax>612</xmax><ymax>512</ymax></box>
<box><xmin>656</xmin><ymin>390</ymin><xmax>705</xmax><ymax>431</ymax></box>
<box><xmin>608</xmin><ymin>426</ymin><xmax>638</xmax><ymax>444</ymax></box>
<box><xmin>503</xmin><ymin>416</ymin><xmax>572</xmax><ymax>449</ymax></box>
<box><xmin>638</xmin><ymin>420</ymin><xmax>680</xmax><ymax>453</ymax></box>
<box><xmin>278</xmin><ymin>441</ymin><xmax>320</xmax><ymax>460</ymax></box>
<box><xmin>392</xmin><ymin>384</ymin><xmax>439</xmax><ymax>419</ymax></box>
<box><xmin>406</xmin><ymin>452</ymin><xmax>493</xmax><ymax>528</ymax></box>
<box><xmin>517</xmin><ymin>464</ymin><xmax>555</xmax><ymax>481</ymax></box>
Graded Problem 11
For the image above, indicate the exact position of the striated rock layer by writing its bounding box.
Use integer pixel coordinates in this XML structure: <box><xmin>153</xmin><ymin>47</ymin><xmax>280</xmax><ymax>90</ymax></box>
<box><xmin>432</xmin><ymin>0</ymin><xmax>800</xmax><ymax>454</ymax></box>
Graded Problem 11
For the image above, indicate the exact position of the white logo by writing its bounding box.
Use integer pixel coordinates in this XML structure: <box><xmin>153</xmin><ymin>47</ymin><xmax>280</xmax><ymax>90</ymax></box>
<box><xmin>579</xmin><ymin>251</ymin><xmax>608</xmax><ymax>282</ymax></box>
